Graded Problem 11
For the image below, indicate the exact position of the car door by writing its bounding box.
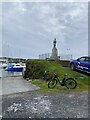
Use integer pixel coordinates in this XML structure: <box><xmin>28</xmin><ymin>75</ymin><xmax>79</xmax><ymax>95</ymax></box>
<box><xmin>77</xmin><ymin>57</ymin><xmax>86</xmax><ymax>71</ymax></box>
<box><xmin>84</xmin><ymin>57</ymin><xmax>90</xmax><ymax>72</ymax></box>
<box><xmin>77</xmin><ymin>57</ymin><xmax>90</xmax><ymax>72</ymax></box>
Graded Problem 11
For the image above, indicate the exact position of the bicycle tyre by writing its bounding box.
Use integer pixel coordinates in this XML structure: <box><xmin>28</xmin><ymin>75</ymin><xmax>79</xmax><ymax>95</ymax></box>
<box><xmin>48</xmin><ymin>79</ymin><xmax>57</xmax><ymax>89</ymax></box>
<box><xmin>65</xmin><ymin>78</ymin><xmax>77</xmax><ymax>89</ymax></box>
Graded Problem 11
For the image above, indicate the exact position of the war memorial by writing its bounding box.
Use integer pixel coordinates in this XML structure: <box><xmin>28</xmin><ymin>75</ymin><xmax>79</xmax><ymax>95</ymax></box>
<box><xmin>50</xmin><ymin>38</ymin><xmax>60</xmax><ymax>60</ymax></box>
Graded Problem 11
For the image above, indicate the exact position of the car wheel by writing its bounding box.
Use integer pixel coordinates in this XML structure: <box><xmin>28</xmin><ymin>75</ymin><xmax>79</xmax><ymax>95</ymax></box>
<box><xmin>70</xmin><ymin>64</ymin><xmax>75</xmax><ymax>71</ymax></box>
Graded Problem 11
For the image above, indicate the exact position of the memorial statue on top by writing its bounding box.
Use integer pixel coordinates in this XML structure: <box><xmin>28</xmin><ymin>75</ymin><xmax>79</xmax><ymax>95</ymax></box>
<box><xmin>53</xmin><ymin>38</ymin><xmax>56</xmax><ymax>48</ymax></box>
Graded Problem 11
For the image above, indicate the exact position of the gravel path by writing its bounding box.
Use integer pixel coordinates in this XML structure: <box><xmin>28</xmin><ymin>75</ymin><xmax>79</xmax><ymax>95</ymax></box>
<box><xmin>2</xmin><ymin>91</ymin><xmax>88</xmax><ymax>118</ymax></box>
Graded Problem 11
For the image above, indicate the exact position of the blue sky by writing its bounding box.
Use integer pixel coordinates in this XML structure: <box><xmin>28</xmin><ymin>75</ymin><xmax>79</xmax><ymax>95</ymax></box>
<box><xmin>1</xmin><ymin>1</ymin><xmax>88</xmax><ymax>59</ymax></box>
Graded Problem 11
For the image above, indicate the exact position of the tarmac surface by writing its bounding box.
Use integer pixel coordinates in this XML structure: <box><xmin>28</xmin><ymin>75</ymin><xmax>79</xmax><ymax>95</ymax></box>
<box><xmin>2</xmin><ymin>91</ymin><xmax>88</xmax><ymax>118</ymax></box>
<box><xmin>0</xmin><ymin>76</ymin><xmax>40</xmax><ymax>119</ymax></box>
<box><xmin>0</xmin><ymin>76</ymin><xmax>89</xmax><ymax>119</ymax></box>
<box><xmin>0</xmin><ymin>76</ymin><xmax>40</xmax><ymax>95</ymax></box>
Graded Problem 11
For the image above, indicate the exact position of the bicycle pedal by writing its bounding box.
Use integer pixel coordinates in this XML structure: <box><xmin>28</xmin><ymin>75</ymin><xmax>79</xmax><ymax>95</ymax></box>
<box><xmin>61</xmin><ymin>83</ymin><xmax>64</xmax><ymax>86</ymax></box>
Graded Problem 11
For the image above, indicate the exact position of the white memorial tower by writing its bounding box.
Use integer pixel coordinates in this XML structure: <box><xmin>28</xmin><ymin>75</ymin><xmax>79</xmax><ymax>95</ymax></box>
<box><xmin>50</xmin><ymin>38</ymin><xmax>59</xmax><ymax>60</ymax></box>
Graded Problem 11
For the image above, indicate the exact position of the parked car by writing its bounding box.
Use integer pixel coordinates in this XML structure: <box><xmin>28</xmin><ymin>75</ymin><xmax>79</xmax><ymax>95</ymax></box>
<box><xmin>70</xmin><ymin>56</ymin><xmax>90</xmax><ymax>73</ymax></box>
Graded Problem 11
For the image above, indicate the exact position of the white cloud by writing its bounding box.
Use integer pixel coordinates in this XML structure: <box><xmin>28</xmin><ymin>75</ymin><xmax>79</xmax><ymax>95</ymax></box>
<box><xmin>2</xmin><ymin>2</ymin><xmax>88</xmax><ymax>59</ymax></box>
<box><xmin>12</xmin><ymin>2</ymin><xmax>27</xmax><ymax>12</ymax></box>
<box><xmin>2</xmin><ymin>0</ymin><xmax>90</xmax><ymax>2</ymax></box>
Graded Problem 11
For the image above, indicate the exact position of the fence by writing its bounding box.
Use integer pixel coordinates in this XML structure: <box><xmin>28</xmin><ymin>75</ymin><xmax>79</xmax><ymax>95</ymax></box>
<box><xmin>39</xmin><ymin>53</ymin><xmax>72</xmax><ymax>60</ymax></box>
<box><xmin>60</xmin><ymin>54</ymin><xmax>72</xmax><ymax>60</ymax></box>
<box><xmin>39</xmin><ymin>53</ymin><xmax>51</xmax><ymax>60</ymax></box>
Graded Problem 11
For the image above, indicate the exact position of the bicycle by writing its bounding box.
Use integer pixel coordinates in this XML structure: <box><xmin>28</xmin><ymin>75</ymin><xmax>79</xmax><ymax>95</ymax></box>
<box><xmin>43</xmin><ymin>71</ymin><xmax>51</xmax><ymax>81</ymax></box>
<box><xmin>48</xmin><ymin>73</ymin><xmax>77</xmax><ymax>89</ymax></box>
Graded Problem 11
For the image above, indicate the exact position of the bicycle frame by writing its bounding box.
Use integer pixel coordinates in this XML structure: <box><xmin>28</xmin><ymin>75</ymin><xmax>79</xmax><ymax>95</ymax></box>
<box><xmin>53</xmin><ymin>73</ymin><xmax>66</xmax><ymax>86</ymax></box>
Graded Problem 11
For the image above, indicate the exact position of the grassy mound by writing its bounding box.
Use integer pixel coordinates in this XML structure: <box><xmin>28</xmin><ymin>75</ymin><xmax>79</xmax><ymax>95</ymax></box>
<box><xmin>24</xmin><ymin>60</ymin><xmax>89</xmax><ymax>92</ymax></box>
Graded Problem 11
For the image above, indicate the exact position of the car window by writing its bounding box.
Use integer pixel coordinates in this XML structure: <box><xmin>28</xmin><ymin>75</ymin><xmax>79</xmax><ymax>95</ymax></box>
<box><xmin>85</xmin><ymin>57</ymin><xmax>90</xmax><ymax>62</ymax></box>
<box><xmin>16</xmin><ymin>65</ymin><xmax>20</xmax><ymax>66</ymax></box>
<box><xmin>79</xmin><ymin>57</ymin><xmax>86</xmax><ymax>62</ymax></box>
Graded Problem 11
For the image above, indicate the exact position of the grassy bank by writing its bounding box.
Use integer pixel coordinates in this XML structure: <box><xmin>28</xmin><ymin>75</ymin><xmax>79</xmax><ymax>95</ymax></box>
<box><xmin>26</xmin><ymin>60</ymin><xmax>89</xmax><ymax>92</ymax></box>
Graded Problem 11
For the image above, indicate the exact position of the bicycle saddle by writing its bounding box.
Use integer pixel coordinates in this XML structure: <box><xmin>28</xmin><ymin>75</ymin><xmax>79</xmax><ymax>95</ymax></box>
<box><xmin>64</xmin><ymin>74</ymin><xmax>67</xmax><ymax>76</ymax></box>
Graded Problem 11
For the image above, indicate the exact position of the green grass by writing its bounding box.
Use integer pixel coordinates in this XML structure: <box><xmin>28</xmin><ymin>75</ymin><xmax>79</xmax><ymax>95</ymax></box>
<box><xmin>27</xmin><ymin>60</ymin><xmax>89</xmax><ymax>93</ymax></box>
<box><xmin>30</xmin><ymin>77</ymin><xmax>88</xmax><ymax>93</ymax></box>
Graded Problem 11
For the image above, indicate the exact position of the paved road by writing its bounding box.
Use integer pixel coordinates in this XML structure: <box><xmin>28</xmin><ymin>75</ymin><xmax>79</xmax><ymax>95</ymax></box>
<box><xmin>0</xmin><ymin>77</ymin><xmax>89</xmax><ymax>118</ymax></box>
<box><xmin>0</xmin><ymin>77</ymin><xmax>40</xmax><ymax>95</ymax></box>
<box><xmin>0</xmin><ymin>76</ymin><xmax>40</xmax><ymax>119</ymax></box>
<box><xmin>2</xmin><ymin>91</ymin><xmax>88</xmax><ymax>118</ymax></box>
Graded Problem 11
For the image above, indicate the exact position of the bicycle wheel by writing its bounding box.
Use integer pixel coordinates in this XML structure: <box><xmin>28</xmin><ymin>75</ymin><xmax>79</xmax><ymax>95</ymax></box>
<box><xmin>65</xmin><ymin>78</ymin><xmax>77</xmax><ymax>89</ymax></box>
<box><xmin>48</xmin><ymin>79</ymin><xmax>57</xmax><ymax>89</ymax></box>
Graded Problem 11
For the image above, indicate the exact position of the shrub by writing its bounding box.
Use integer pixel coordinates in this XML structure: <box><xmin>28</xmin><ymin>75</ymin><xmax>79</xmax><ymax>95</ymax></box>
<box><xmin>24</xmin><ymin>60</ymin><xmax>46</xmax><ymax>79</ymax></box>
